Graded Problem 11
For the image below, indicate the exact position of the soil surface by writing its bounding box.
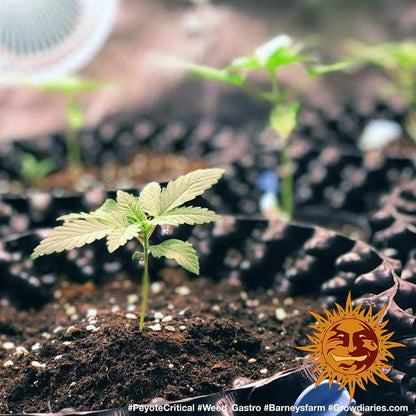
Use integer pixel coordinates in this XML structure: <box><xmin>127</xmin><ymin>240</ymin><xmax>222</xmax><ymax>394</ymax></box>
<box><xmin>12</xmin><ymin>149</ymin><xmax>206</xmax><ymax>194</ymax></box>
<box><xmin>0</xmin><ymin>274</ymin><xmax>319</xmax><ymax>413</ymax></box>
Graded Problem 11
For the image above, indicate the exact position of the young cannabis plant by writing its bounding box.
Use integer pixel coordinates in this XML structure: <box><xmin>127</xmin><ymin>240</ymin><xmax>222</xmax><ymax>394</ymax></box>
<box><xmin>348</xmin><ymin>40</ymin><xmax>416</xmax><ymax>141</ymax></box>
<box><xmin>31</xmin><ymin>168</ymin><xmax>224</xmax><ymax>330</ymax></box>
<box><xmin>180</xmin><ymin>35</ymin><xmax>351</xmax><ymax>221</ymax></box>
<box><xmin>20</xmin><ymin>153</ymin><xmax>54</xmax><ymax>188</ymax></box>
<box><xmin>39</xmin><ymin>76</ymin><xmax>105</xmax><ymax>175</ymax></box>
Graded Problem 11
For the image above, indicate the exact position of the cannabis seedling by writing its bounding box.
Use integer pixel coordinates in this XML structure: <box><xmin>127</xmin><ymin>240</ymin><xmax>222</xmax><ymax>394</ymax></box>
<box><xmin>348</xmin><ymin>40</ymin><xmax>416</xmax><ymax>141</ymax></box>
<box><xmin>31</xmin><ymin>168</ymin><xmax>224</xmax><ymax>330</ymax></box>
<box><xmin>39</xmin><ymin>76</ymin><xmax>104</xmax><ymax>175</ymax></box>
<box><xmin>20</xmin><ymin>153</ymin><xmax>54</xmax><ymax>188</ymax></box>
<box><xmin>180</xmin><ymin>35</ymin><xmax>351</xmax><ymax>220</ymax></box>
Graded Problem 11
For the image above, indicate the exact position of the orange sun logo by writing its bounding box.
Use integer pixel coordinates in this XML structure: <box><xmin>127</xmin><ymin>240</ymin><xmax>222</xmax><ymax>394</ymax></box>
<box><xmin>297</xmin><ymin>293</ymin><xmax>404</xmax><ymax>401</ymax></box>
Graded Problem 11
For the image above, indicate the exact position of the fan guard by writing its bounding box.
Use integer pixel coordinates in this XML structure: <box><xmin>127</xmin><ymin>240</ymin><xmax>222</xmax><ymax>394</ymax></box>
<box><xmin>0</xmin><ymin>0</ymin><xmax>118</xmax><ymax>84</ymax></box>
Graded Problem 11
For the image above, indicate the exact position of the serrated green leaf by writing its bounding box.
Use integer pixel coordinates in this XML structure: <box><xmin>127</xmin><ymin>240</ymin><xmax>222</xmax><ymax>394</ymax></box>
<box><xmin>58</xmin><ymin>199</ymin><xmax>117</xmax><ymax>221</ymax></box>
<box><xmin>96</xmin><ymin>199</ymin><xmax>118</xmax><ymax>214</ymax></box>
<box><xmin>159</xmin><ymin>168</ymin><xmax>224</xmax><ymax>214</ymax></box>
<box><xmin>150</xmin><ymin>206</ymin><xmax>220</xmax><ymax>226</ymax></box>
<box><xmin>307</xmin><ymin>59</ymin><xmax>354</xmax><ymax>76</ymax></box>
<box><xmin>138</xmin><ymin>182</ymin><xmax>161</xmax><ymax>216</ymax></box>
<box><xmin>270</xmin><ymin>103</ymin><xmax>299</xmax><ymax>141</ymax></box>
<box><xmin>31</xmin><ymin>218</ymin><xmax>114</xmax><ymax>259</ymax></box>
<box><xmin>116</xmin><ymin>190</ymin><xmax>147</xmax><ymax>223</ymax></box>
<box><xmin>107</xmin><ymin>223</ymin><xmax>141</xmax><ymax>253</ymax></box>
<box><xmin>57</xmin><ymin>212</ymin><xmax>93</xmax><ymax>221</ymax></box>
<box><xmin>149</xmin><ymin>239</ymin><xmax>199</xmax><ymax>274</ymax></box>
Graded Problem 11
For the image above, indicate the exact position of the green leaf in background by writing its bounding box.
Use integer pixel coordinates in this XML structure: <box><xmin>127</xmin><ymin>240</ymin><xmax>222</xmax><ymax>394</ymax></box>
<box><xmin>20</xmin><ymin>153</ymin><xmax>54</xmax><ymax>181</ymax></box>
<box><xmin>149</xmin><ymin>206</ymin><xmax>220</xmax><ymax>226</ymax></box>
<box><xmin>227</xmin><ymin>56</ymin><xmax>260</xmax><ymax>71</ymax></box>
<box><xmin>270</xmin><ymin>103</ymin><xmax>300</xmax><ymax>141</ymax></box>
<box><xmin>392</xmin><ymin>42</ymin><xmax>416</xmax><ymax>68</ymax></box>
<box><xmin>66</xmin><ymin>101</ymin><xmax>84</xmax><ymax>131</ymax></box>
<box><xmin>254</xmin><ymin>35</ymin><xmax>305</xmax><ymax>70</ymax></box>
<box><xmin>149</xmin><ymin>239</ymin><xmax>199</xmax><ymax>274</ymax></box>
<box><xmin>40</xmin><ymin>76</ymin><xmax>103</xmax><ymax>94</ymax></box>
<box><xmin>185</xmin><ymin>63</ymin><xmax>245</xmax><ymax>85</ymax></box>
<box><xmin>347</xmin><ymin>40</ymin><xmax>416</xmax><ymax>108</ymax></box>
<box><xmin>348</xmin><ymin>40</ymin><xmax>416</xmax><ymax>71</ymax></box>
<box><xmin>307</xmin><ymin>58</ymin><xmax>355</xmax><ymax>76</ymax></box>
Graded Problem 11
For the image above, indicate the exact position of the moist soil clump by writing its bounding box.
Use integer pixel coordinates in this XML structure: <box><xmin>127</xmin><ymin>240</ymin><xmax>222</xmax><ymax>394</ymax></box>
<box><xmin>0</xmin><ymin>274</ymin><xmax>320</xmax><ymax>413</ymax></box>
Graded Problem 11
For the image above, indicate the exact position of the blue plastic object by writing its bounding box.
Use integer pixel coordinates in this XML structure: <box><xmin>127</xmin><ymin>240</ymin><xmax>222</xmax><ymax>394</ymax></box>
<box><xmin>256</xmin><ymin>170</ymin><xmax>280</xmax><ymax>194</ymax></box>
<box><xmin>292</xmin><ymin>379</ymin><xmax>355</xmax><ymax>416</ymax></box>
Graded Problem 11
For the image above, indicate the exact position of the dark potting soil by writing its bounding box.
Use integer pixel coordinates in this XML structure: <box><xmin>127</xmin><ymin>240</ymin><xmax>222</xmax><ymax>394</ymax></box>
<box><xmin>0</xmin><ymin>274</ymin><xmax>319</xmax><ymax>413</ymax></box>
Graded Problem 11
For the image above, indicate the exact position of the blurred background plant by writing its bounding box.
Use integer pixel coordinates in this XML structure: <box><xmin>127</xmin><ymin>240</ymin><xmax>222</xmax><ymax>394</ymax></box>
<box><xmin>37</xmin><ymin>77</ymin><xmax>106</xmax><ymax>177</ymax></box>
<box><xmin>0</xmin><ymin>0</ymin><xmax>415</xmax><ymax>140</ymax></box>
<box><xmin>20</xmin><ymin>153</ymin><xmax>54</xmax><ymax>188</ymax></box>
<box><xmin>178</xmin><ymin>34</ymin><xmax>350</xmax><ymax>220</ymax></box>
<box><xmin>348</xmin><ymin>40</ymin><xmax>416</xmax><ymax>142</ymax></box>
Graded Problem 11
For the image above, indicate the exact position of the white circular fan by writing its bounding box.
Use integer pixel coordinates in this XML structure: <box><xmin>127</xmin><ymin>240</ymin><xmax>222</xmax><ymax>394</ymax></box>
<box><xmin>0</xmin><ymin>0</ymin><xmax>118</xmax><ymax>84</ymax></box>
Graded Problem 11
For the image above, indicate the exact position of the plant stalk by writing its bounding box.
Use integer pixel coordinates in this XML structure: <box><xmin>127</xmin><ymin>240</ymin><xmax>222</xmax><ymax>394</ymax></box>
<box><xmin>139</xmin><ymin>234</ymin><xmax>150</xmax><ymax>331</ymax></box>
<box><xmin>67</xmin><ymin>128</ymin><xmax>82</xmax><ymax>174</ymax></box>
<box><xmin>280</xmin><ymin>142</ymin><xmax>293</xmax><ymax>220</ymax></box>
<box><xmin>65</xmin><ymin>94</ymin><xmax>83</xmax><ymax>178</ymax></box>
<box><xmin>269</xmin><ymin>69</ymin><xmax>279</xmax><ymax>103</ymax></box>
<box><xmin>268</xmin><ymin>68</ymin><xmax>293</xmax><ymax>220</ymax></box>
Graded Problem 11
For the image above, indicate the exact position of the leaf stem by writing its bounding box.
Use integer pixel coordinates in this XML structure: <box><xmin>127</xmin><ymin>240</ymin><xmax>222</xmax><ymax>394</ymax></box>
<box><xmin>139</xmin><ymin>232</ymin><xmax>150</xmax><ymax>331</ymax></box>
<box><xmin>66</xmin><ymin>95</ymin><xmax>82</xmax><ymax>177</ymax></box>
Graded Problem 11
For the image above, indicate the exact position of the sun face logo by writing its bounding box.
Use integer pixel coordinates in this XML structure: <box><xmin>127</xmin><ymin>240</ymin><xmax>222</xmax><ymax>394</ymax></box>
<box><xmin>297</xmin><ymin>293</ymin><xmax>404</xmax><ymax>401</ymax></box>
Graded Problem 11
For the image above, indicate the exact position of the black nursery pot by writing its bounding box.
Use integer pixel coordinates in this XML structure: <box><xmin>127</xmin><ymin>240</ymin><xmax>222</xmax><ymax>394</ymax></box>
<box><xmin>297</xmin><ymin>99</ymin><xmax>408</xmax><ymax>150</ymax></box>
<box><xmin>3</xmin><ymin>365</ymin><xmax>320</xmax><ymax>416</ymax></box>
<box><xmin>0</xmin><ymin>217</ymin><xmax>414</xmax><ymax>415</ymax></box>
<box><xmin>2</xmin><ymin>131</ymin><xmax>414</xmax><ymax>242</ymax></box>
<box><xmin>0</xmin><ymin>116</ymin><xmax>258</xmax><ymax>236</ymax></box>
<box><xmin>1</xmin><ymin>102</ymin><xmax>415</xmax><ymax>225</ymax></box>
<box><xmin>0</xmin><ymin>105</ymin><xmax>416</xmax><ymax>415</ymax></box>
